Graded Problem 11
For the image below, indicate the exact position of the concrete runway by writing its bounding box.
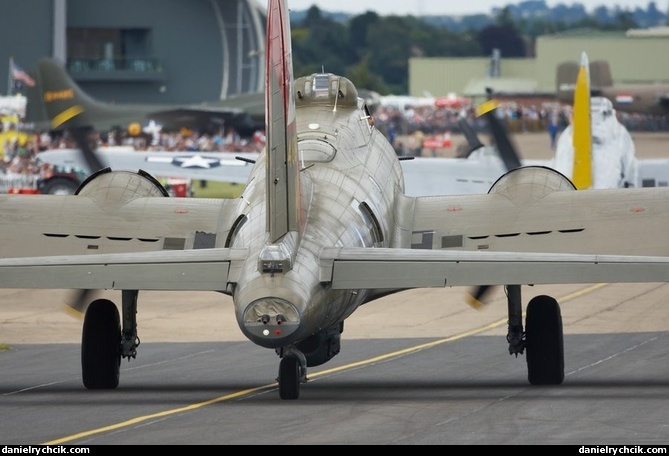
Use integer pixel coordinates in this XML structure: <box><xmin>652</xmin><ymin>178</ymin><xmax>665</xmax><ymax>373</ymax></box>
<box><xmin>1</xmin><ymin>132</ymin><xmax>669</xmax><ymax>444</ymax></box>
<box><xmin>2</xmin><ymin>282</ymin><xmax>669</xmax><ymax>444</ymax></box>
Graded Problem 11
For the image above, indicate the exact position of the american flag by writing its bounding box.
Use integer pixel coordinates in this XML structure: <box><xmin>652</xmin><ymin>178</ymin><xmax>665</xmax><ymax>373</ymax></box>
<box><xmin>10</xmin><ymin>58</ymin><xmax>35</xmax><ymax>88</ymax></box>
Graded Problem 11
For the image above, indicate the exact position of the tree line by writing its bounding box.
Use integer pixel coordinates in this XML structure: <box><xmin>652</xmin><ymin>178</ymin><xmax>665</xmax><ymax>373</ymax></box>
<box><xmin>290</xmin><ymin>4</ymin><xmax>652</xmax><ymax>95</ymax></box>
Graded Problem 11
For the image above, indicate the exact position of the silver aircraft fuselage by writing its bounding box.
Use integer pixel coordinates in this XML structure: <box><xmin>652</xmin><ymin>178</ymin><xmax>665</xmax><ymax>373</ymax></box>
<box><xmin>233</xmin><ymin>73</ymin><xmax>403</xmax><ymax>348</ymax></box>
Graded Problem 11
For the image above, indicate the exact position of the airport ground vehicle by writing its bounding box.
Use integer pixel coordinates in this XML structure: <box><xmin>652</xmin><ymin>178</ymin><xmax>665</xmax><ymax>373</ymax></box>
<box><xmin>0</xmin><ymin>165</ymin><xmax>85</xmax><ymax>195</ymax></box>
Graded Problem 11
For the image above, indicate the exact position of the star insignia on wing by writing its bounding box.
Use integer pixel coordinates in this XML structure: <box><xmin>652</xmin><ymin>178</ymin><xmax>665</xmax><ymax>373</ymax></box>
<box><xmin>171</xmin><ymin>155</ymin><xmax>222</xmax><ymax>169</ymax></box>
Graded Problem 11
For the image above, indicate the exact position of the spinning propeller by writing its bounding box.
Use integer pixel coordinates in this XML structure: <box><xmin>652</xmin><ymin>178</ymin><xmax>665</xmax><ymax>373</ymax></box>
<box><xmin>67</xmin><ymin>126</ymin><xmax>109</xmax><ymax>174</ymax></box>
<box><xmin>456</xmin><ymin>117</ymin><xmax>484</xmax><ymax>157</ymax></box>
<box><xmin>476</xmin><ymin>100</ymin><xmax>522</xmax><ymax>171</ymax></box>
<box><xmin>62</xmin><ymin>127</ymin><xmax>109</xmax><ymax>317</ymax></box>
<box><xmin>30</xmin><ymin>58</ymin><xmax>120</xmax><ymax>316</ymax></box>
<box><xmin>465</xmin><ymin>100</ymin><xmax>524</xmax><ymax>309</ymax></box>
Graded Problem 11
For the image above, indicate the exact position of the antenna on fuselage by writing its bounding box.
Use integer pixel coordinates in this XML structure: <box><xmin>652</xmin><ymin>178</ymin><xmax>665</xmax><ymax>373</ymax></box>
<box><xmin>332</xmin><ymin>76</ymin><xmax>341</xmax><ymax>113</ymax></box>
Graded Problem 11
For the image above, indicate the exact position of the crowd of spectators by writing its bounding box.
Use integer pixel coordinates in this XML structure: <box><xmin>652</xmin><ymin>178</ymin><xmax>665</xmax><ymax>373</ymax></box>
<box><xmin>0</xmin><ymin>123</ymin><xmax>267</xmax><ymax>187</ymax></box>
<box><xmin>1</xmin><ymin>98</ymin><xmax>668</xmax><ymax>184</ymax></box>
<box><xmin>374</xmin><ymin>100</ymin><xmax>669</xmax><ymax>138</ymax></box>
<box><xmin>372</xmin><ymin>100</ymin><xmax>669</xmax><ymax>156</ymax></box>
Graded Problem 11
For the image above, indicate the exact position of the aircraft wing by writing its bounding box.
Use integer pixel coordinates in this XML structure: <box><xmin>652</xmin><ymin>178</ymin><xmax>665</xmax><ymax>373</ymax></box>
<box><xmin>400</xmin><ymin>156</ymin><xmax>504</xmax><ymax>196</ymax></box>
<box><xmin>37</xmin><ymin>148</ymin><xmax>258</xmax><ymax>183</ymax></box>
<box><xmin>319</xmin><ymin>248</ymin><xmax>669</xmax><ymax>289</ymax></box>
<box><xmin>2</xmin><ymin>241</ymin><xmax>667</xmax><ymax>293</ymax></box>
<box><xmin>0</xmin><ymin>188</ymin><xmax>249</xmax><ymax>291</ymax></box>
<box><xmin>401</xmin><ymin>154</ymin><xmax>551</xmax><ymax>197</ymax></box>
<box><xmin>0</xmin><ymin>248</ymin><xmax>241</xmax><ymax>291</ymax></box>
<box><xmin>320</xmin><ymin>168</ymin><xmax>669</xmax><ymax>289</ymax></box>
<box><xmin>146</xmin><ymin>106</ymin><xmax>260</xmax><ymax>134</ymax></box>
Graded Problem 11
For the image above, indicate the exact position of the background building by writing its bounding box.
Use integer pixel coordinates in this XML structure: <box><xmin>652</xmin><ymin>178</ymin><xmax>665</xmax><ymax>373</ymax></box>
<box><xmin>5</xmin><ymin>2</ymin><xmax>669</xmax><ymax>111</ymax></box>
<box><xmin>2</xmin><ymin>0</ymin><xmax>265</xmax><ymax>104</ymax></box>
<box><xmin>410</xmin><ymin>28</ymin><xmax>669</xmax><ymax>103</ymax></box>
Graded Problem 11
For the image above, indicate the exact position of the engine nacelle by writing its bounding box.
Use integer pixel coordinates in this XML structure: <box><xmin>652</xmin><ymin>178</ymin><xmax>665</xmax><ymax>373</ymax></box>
<box><xmin>75</xmin><ymin>168</ymin><xmax>169</xmax><ymax>203</ymax></box>
<box><xmin>488</xmin><ymin>166</ymin><xmax>576</xmax><ymax>205</ymax></box>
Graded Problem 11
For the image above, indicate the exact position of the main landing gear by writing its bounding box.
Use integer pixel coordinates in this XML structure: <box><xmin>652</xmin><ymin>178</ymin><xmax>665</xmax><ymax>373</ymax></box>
<box><xmin>505</xmin><ymin>285</ymin><xmax>565</xmax><ymax>385</ymax></box>
<box><xmin>81</xmin><ymin>290</ymin><xmax>140</xmax><ymax>389</ymax></box>
<box><xmin>81</xmin><ymin>299</ymin><xmax>120</xmax><ymax>389</ymax></box>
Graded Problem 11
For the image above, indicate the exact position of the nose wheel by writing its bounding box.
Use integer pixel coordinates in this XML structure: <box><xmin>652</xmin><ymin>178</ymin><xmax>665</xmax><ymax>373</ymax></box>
<box><xmin>277</xmin><ymin>350</ymin><xmax>307</xmax><ymax>400</ymax></box>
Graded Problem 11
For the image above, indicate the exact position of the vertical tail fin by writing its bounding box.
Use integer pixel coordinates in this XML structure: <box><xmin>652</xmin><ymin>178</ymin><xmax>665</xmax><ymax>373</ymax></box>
<box><xmin>571</xmin><ymin>52</ymin><xmax>592</xmax><ymax>190</ymax></box>
<box><xmin>27</xmin><ymin>58</ymin><xmax>138</xmax><ymax>132</ymax></box>
<box><xmin>265</xmin><ymin>0</ymin><xmax>301</xmax><ymax>243</ymax></box>
<box><xmin>588</xmin><ymin>60</ymin><xmax>613</xmax><ymax>89</ymax></box>
<box><xmin>556</xmin><ymin>60</ymin><xmax>580</xmax><ymax>104</ymax></box>
<box><xmin>31</xmin><ymin>58</ymin><xmax>98</xmax><ymax>130</ymax></box>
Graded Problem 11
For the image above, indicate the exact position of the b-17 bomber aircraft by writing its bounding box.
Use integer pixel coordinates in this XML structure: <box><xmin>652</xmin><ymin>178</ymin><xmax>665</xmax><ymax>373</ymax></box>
<box><xmin>3</xmin><ymin>0</ymin><xmax>669</xmax><ymax>400</ymax></box>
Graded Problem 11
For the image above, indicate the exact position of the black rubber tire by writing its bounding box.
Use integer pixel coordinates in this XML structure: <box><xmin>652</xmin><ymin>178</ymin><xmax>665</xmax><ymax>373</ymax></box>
<box><xmin>278</xmin><ymin>356</ymin><xmax>300</xmax><ymax>400</ymax></box>
<box><xmin>526</xmin><ymin>295</ymin><xmax>565</xmax><ymax>385</ymax></box>
<box><xmin>40</xmin><ymin>177</ymin><xmax>80</xmax><ymax>195</ymax></box>
<box><xmin>82</xmin><ymin>299</ymin><xmax>121</xmax><ymax>389</ymax></box>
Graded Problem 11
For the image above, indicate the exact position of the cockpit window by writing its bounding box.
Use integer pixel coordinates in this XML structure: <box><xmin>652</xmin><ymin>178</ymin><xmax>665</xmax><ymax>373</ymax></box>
<box><xmin>295</xmin><ymin>73</ymin><xmax>359</xmax><ymax>108</ymax></box>
<box><xmin>313</xmin><ymin>74</ymin><xmax>330</xmax><ymax>99</ymax></box>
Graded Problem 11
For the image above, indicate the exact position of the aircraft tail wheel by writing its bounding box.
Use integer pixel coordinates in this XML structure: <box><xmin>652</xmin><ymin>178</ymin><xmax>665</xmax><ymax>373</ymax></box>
<box><xmin>82</xmin><ymin>299</ymin><xmax>121</xmax><ymax>389</ymax></box>
<box><xmin>525</xmin><ymin>295</ymin><xmax>565</xmax><ymax>385</ymax></box>
<box><xmin>278</xmin><ymin>356</ymin><xmax>300</xmax><ymax>400</ymax></box>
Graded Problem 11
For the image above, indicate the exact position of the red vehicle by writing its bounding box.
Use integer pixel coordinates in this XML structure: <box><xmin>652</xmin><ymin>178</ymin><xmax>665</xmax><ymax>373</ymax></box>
<box><xmin>37</xmin><ymin>165</ymin><xmax>87</xmax><ymax>194</ymax></box>
<box><xmin>2</xmin><ymin>165</ymin><xmax>86</xmax><ymax>195</ymax></box>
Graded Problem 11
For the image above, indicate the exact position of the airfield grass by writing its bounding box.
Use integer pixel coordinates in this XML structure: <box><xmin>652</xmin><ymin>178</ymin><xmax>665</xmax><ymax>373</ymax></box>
<box><xmin>190</xmin><ymin>180</ymin><xmax>245</xmax><ymax>199</ymax></box>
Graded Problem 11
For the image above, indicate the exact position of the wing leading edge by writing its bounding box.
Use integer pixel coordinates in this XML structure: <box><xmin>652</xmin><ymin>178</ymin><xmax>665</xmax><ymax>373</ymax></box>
<box><xmin>320</xmin><ymin>248</ymin><xmax>669</xmax><ymax>290</ymax></box>
<box><xmin>0</xmin><ymin>248</ymin><xmax>245</xmax><ymax>291</ymax></box>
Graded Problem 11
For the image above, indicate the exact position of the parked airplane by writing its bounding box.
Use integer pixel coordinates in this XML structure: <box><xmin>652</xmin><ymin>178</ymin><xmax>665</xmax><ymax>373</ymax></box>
<box><xmin>24</xmin><ymin>57</ymin><xmax>265</xmax><ymax>136</ymax></box>
<box><xmin>4</xmin><ymin>0</ymin><xmax>669</xmax><ymax>400</ymax></box>
<box><xmin>554</xmin><ymin>53</ymin><xmax>669</xmax><ymax>189</ymax></box>
<box><xmin>36</xmin><ymin>146</ymin><xmax>259</xmax><ymax>187</ymax></box>
<box><xmin>556</xmin><ymin>58</ymin><xmax>669</xmax><ymax>116</ymax></box>
<box><xmin>553</xmin><ymin>96</ymin><xmax>637</xmax><ymax>188</ymax></box>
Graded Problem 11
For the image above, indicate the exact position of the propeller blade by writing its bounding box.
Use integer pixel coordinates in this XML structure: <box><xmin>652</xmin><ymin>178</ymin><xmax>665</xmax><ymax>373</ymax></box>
<box><xmin>476</xmin><ymin>100</ymin><xmax>522</xmax><ymax>171</ymax></box>
<box><xmin>59</xmin><ymin>128</ymin><xmax>103</xmax><ymax>319</ymax></box>
<box><xmin>68</xmin><ymin>126</ymin><xmax>107</xmax><ymax>173</ymax></box>
<box><xmin>63</xmin><ymin>289</ymin><xmax>94</xmax><ymax>319</ymax></box>
<box><xmin>457</xmin><ymin>117</ymin><xmax>484</xmax><ymax>157</ymax></box>
<box><xmin>466</xmin><ymin>101</ymin><xmax>525</xmax><ymax>307</ymax></box>
<box><xmin>466</xmin><ymin>285</ymin><xmax>495</xmax><ymax>310</ymax></box>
